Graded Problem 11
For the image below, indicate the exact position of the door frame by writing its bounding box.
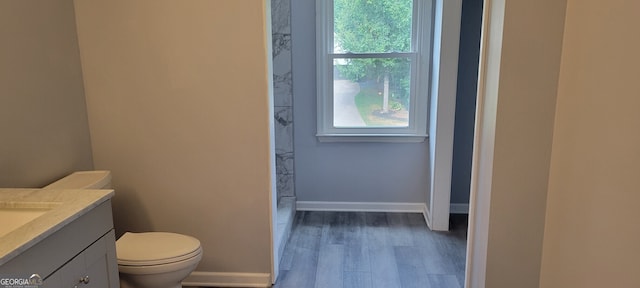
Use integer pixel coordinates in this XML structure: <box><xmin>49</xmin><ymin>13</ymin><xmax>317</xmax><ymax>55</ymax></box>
<box><xmin>465</xmin><ymin>0</ymin><xmax>505</xmax><ymax>286</ymax></box>
<box><xmin>426</xmin><ymin>0</ymin><xmax>463</xmax><ymax>231</ymax></box>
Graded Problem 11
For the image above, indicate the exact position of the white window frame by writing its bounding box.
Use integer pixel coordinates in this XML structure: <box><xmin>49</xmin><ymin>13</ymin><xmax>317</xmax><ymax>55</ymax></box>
<box><xmin>316</xmin><ymin>0</ymin><xmax>433</xmax><ymax>142</ymax></box>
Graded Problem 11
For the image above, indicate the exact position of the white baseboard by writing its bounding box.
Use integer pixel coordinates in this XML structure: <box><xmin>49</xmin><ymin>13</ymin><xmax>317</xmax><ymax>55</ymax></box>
<box><xmin>296</xmin><ymin>201</ymin><xmax>427</xmax><ymax>213</ymax></box>
<box><xmin>423</xmin><ymin>204</ymin><xmax>432</xmax><ymax>228</ymax></box>
<box><xmin>182</xmin><ymin>271</ymin><xmax>271</xmax><ymax>287</ymax></box>
<box><xmin>450</xmin><ymin>203</ymin><xmax>470</xmax><ymax>214</ymax></box>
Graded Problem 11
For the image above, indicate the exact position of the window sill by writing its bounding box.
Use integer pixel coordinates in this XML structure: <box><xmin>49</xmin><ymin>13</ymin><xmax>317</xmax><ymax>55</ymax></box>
<box><xmin>316</xmin><ymin>134</ymin><xmax>428</xmax><ymax>143</ymax></box>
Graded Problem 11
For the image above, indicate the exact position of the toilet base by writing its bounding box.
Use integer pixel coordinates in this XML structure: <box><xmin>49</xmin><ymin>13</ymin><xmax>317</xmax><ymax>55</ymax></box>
<box><xmin>118</xmin><ymin>259</ymin><xmax>199</xmax><ymax>288</ymax></box>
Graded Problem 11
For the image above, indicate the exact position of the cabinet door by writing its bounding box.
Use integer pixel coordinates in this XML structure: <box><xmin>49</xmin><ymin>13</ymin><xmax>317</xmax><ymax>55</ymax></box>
<box><xmin>81</xmin><ymin>230</ymin><xmax>119</xmax><ymax>288</ymax></box>
<box><xmin>42</xmin><ymin>230</ymin><xmax>119</xmax><ymax>288</ymax></box>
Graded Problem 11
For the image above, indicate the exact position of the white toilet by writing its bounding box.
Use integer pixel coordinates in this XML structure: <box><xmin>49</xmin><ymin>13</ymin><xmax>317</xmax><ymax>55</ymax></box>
<box><xmin>44</xmin><ymin>171</ymin><xmax>203</xmax><ymax>288</ymax></box>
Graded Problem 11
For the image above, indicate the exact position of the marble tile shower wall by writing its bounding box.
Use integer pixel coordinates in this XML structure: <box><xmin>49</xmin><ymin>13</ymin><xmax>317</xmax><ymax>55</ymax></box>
<box><xmin>272</xmin><ymin>0</ymin><xmax>294</xmax><ymax>201</ymax></box>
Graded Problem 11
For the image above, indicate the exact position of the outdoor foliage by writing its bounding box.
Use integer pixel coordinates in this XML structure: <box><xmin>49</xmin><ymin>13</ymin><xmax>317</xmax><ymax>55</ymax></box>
<box><xmin>334</xmin><ymin>0</ymin><xmax>413</xmax><ymax>107</ymax></box>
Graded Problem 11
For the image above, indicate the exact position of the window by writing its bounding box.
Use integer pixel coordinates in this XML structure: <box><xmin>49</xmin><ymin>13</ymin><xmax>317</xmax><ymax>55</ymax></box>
<box><xmin>316</xmin><ymin>0</ymin><xmax>433</xmax><ymax>142</ymax></box>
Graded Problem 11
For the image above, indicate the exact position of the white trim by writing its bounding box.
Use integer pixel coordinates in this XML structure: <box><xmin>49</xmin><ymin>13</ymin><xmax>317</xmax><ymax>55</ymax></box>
<box><xmin>465</xmin><ymin>0</ymin><xmax>500</xmax><ymax>287</ymax></box>
<box><xmin>264</xmin><ymin>0</ymin><xmax>279</xmax><ymax>283</ymax></box>
<box><xmin>183</xmin><ymin>272</ymin><xmax>271</xmax><ymax>288</ymax></box>
<box><xmin>450</xmin><ymin>203</ymin><xmax>470</xmax><ymax>214</ymax></box>
<box><xmin>296</xmin><ymin>201</ymin><xmax>427</xmax><ymax>213</ymax></box>
<box><xmin>422</xmin><ymin>203</ymin><xmax>432</xmax><ymax>228</ymax></box>
<box><xmin>317</xmin><ymin>134</ymin><xmax>427</xmax><ymax>143</ymax></box>
<box><xmin>427</xmin><ymin>0</ymin><xmax>463</xmax><ymax>231</ymax></box>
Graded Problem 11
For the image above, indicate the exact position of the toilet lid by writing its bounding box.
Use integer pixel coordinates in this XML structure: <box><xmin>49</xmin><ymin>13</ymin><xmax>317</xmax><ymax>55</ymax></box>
<box><xmin>116</xmin><ymin>232</ymin><xmax>202</xmax><ymax>266</ymax></box>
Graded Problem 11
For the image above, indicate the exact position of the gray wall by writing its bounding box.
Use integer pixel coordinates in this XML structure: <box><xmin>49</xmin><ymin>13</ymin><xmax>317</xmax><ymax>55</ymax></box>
<box><xmin>0</xmin><ymin>0</ymin><xmax>94</xmax><ymax>188</ymax></box>
<box><xmin>292</xmin><ymin>0</ymin><xmax>481</xmax><ymax>205</ymax></box>
<box><xmin>450</xmin><ymin>0</ymin><xmax>483</xmax><ymax>204</ymax></box>
<box><xmin>292</xmin><ymin>0</ymin><xmax>430</xmax><ymax>203</ymax></box>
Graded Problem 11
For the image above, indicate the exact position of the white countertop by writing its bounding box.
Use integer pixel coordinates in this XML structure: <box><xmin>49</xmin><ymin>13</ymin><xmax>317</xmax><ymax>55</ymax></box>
<box><xmin>0</xmin><ymin>188</ymin><xmax>114</xmax><ymax>265</ymax></box>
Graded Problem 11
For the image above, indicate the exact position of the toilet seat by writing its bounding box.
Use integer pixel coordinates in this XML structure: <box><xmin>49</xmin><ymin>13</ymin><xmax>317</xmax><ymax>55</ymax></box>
<box><xmin>116</xmin><ymin>232</ymin><xmax>202</xmax><ymax>266</ymax></box>
<box><xmin>117</xmin><ymin>252</ymin><xmax>203</xmax><ymax>276</ymax></box>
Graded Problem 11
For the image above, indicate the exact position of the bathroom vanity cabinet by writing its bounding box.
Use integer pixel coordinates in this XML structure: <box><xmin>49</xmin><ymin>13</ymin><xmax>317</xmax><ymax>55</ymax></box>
<box><xmin>0</xmin><ymin>199</ymin><xmax>119</xmax><ymax>288</ymax></box>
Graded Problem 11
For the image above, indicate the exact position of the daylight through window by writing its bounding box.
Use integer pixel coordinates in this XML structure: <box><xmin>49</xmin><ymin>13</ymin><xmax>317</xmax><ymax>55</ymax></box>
<box><xmin>317</xmin><ymin>0</ymin><xmax>433</xmax><ymax>141</ymax></box>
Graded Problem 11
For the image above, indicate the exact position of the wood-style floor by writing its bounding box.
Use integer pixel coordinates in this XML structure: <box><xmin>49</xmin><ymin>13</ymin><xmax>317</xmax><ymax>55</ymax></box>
<box><xmin>274</xmin><ymin>211</ymin><xmax>467</xmax><ymax>288</ymax></box>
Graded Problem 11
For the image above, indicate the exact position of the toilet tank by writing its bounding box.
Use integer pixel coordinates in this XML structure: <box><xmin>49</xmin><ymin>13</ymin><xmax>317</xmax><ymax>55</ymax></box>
<box><xmin>43</xmin><ymin>171</ymin><xmax>112</xmax><ymax>189</ymax></box>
